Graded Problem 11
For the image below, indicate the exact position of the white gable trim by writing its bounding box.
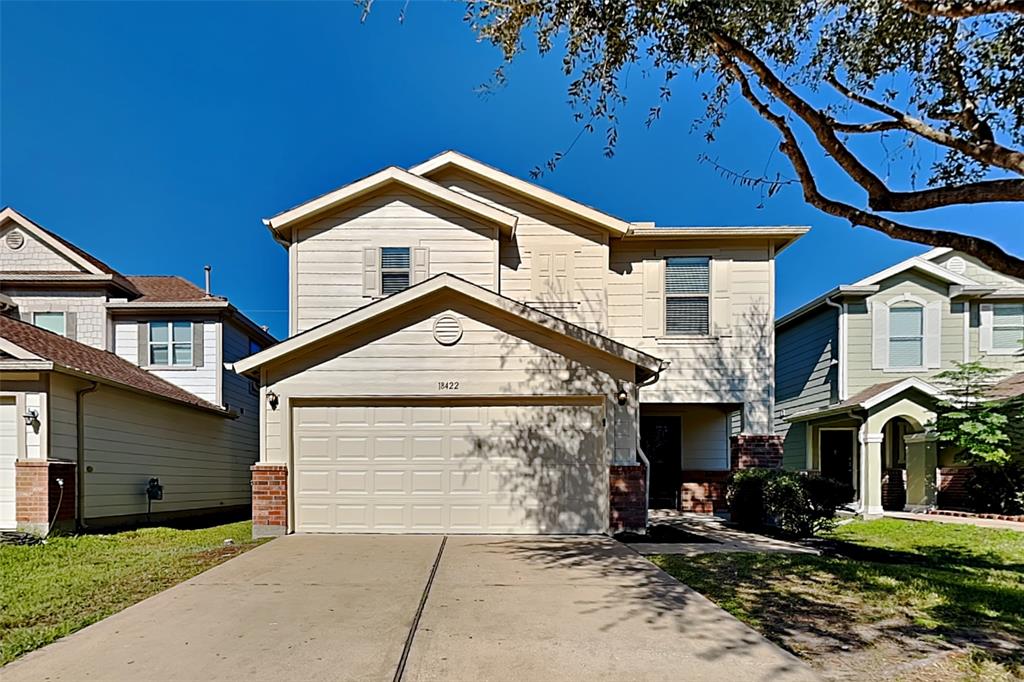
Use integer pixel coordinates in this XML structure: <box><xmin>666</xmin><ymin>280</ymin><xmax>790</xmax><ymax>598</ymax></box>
<box><xmin>264</xmin><ymin>166</ymin><xmax>518</xmax><ymax>238</ymax></box>
<box><xmin>409</xmin><ymin>150</ymin><xmax>632</xmax><ymax>236</ymax></box>
<box><xmin>234</xmin><ymin>273</ymin><xmax>664</xmax><ymax>377</ymax></box>
<box><xmin>860</xmin><ymin>377</ymin><xmax>945</xmax><ymax>409</ymax></box>
<box><xmin>0</xmin><ymin>336</ymin><xmax>44</xmax><ymax>361</ymax></box>
<box><xmin>0</xmin><ymin>207</ymin><xmax>104</xmax><ymax>275</ymax></box>
<box><xmin>853</xmin><ymin>255</ymin><xmax>980</xmax><ymax>288</ymax></box>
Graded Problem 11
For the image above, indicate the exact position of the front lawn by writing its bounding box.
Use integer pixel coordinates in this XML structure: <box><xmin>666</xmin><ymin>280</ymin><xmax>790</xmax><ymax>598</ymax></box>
<box><xmin>652</xmin><ymin>519</ymin><xmax>1024</xmax><ymax>681</ymax></box>
<box><xmin>0</xmin><ymin>520</ymin><xmax>267</xmax><ymax>665</ymax></box>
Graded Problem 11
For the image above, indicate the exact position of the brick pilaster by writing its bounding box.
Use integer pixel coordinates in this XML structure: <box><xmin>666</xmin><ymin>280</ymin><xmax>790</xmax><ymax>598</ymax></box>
<box><xmin>609</xmin><ymin>464</ymin><xmax>646</xmax><ymax>532</ymax></box>
<box><xmin>252</xmin><ymin>464</ymin><xmax>288</xmax><ymax>538</ymax></box>
<box><xmin>16</xmin><ymin>460</ymin><xmax>76</xmax><ymax>535</ymax></box>
<box><xmin>730</xmin><ymin>434</ymin><xmax>784</xmax><ymax>470</ymax></box>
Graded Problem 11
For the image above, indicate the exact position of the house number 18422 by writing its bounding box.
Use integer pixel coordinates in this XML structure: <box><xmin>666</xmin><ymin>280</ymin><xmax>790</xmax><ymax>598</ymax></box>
<box><xmin>437</xmin><ymin>380</ymin><xmax>460</xmax><ymax>391</ymax></box>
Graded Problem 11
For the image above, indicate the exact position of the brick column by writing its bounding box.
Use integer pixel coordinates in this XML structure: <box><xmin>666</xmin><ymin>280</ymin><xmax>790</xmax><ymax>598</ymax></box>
<box><xmin>16</xmin><ymin>460</ymin><xmax>76</xmax><ymax>535</ymax></box>
<box><xmin>730</xmin><ymin>435</ymin><xmax>783</xmax><ymax>470</ymax></box>
<box><xmin>252</xmin><ymin>464</ymin><xmax>288</xmax><ymax>538</ymax></box>
<box><xmin>609</xmin><ymin>464</ymin><xmax>646</xmax><ymax>532</ymax></box>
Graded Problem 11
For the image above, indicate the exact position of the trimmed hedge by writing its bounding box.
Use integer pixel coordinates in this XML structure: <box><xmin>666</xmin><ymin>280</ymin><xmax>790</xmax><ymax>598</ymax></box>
<box><xmin>727</xmin><ymin>469</ymin><xmax>852</xmax><ymax>538</ymax></box>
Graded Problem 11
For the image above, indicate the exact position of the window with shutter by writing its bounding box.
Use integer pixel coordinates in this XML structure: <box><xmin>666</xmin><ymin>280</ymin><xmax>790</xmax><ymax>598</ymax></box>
<box><xmin>888</xmin><ymin>305</ymin><xmax>924</xmax><ymax>368</ymax></box>
<box><xmin>148</xmin><ymin>321</ymin><xmax>194</xmax><ymax>366</ymax></box>
<box><xmin>380</xmin><ymin>247</ymin><xmax>411</xmax><ymax>295</ymax></box>
<box><xmin>992</xmin><ymin>303</ymin><xmax>1024</xmax><ymax>351</ymax></box>
<box><xmin>665</xmin><ymin>257</ymin><xmax>710</xmax><ymax>336</ymax></box>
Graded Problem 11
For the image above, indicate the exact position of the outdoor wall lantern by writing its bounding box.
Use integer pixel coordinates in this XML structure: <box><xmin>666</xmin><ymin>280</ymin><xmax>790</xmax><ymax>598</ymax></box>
<box><xmin>615</xmin><ymin>387</ymin><xmax>629</xmax><ymax>406</ymax></box>
<box><xmin>22</xmin><ymin>408</ymin><xmax>40</xmax><ymax>428</ymax></box>
<box><xmin>266</xmin><ymin>390</ymin><xmax>279</xmax><ymax>411</ymax></box>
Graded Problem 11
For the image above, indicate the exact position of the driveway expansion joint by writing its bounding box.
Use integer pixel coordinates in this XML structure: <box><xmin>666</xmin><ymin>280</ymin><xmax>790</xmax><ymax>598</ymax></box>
<box><xmin>393</xmin><ymin>535</ymin><xmax>447</xmax><ymax>682</ymax></box>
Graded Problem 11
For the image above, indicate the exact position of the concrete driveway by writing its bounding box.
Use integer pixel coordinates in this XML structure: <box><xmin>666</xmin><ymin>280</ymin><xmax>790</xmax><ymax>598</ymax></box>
<box><xmin>3</xmin><ymin>535</ymin><xmax>818</xmax><ymax>681</ymax></box>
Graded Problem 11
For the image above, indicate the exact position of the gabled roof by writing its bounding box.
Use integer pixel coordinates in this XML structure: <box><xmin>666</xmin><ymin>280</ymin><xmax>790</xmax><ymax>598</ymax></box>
<box><xmin>787</xmin><ymin>377</ymin><xmax>944</xmax><ymax>422</ymax></box>
<box><xmin>851</xmin><ymin>255</ymin><xmax>981</xmax><ymax>288</ymax></box>
<box><xmin>0</xmin><ymin>315</ymin><xmax>229</xmax><ymax>415</ymax></box>
<box><xmin>235</xmin><ymin>273</ymin><xmax>665</xmax><ymax>380</ymax></box>
<box><xmin>409</xmin><ymin>150</ymin><xmax>633</xmax><ymax>236</ymax></box>
<box><xmin>0</xmin><ymin>207</ymin><xmax>139</xmax><ymax>296</ymax></box>
<box><xmin>126</xmin><ymin>275</ymin><xmax>225</xmax><ymax>303</ymax></box>
<box><xmin>263</xmin><ymin>166</ymin><xmax>518</xmax><ymax>243</ymax></box>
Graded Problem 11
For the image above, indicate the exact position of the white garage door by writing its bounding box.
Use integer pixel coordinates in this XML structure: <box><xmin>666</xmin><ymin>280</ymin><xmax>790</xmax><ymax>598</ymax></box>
<box><xmin>292</xmin><ymin>402</ymin><xmax>607</xmax><ymax>534</ymax></box>
<box><xmin>0</xmin><ymin>398</ymin><xmax>17</xmax><ymax>529</ymax></box>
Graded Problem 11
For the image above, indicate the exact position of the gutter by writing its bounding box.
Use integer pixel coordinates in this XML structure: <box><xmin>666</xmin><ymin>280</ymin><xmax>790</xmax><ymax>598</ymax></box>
<box><xmin>75</xmin><ymin>381</ymin><xmax>99</xmax><ymax>530</ymax></box>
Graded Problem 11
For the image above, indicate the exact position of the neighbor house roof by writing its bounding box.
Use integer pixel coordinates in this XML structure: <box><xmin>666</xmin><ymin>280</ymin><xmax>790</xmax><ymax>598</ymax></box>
<box><xmin>0</xmin><ymin>207</ymin><xmax>140</xmax><ymax>296</ymax></box>
<box><xmin>264</xmin><ymin>166</ymin><xmax>519</xmax><ymax>243</ymax></box>
<box><xmin>235</xmin><ymin>273</ymin><xmax>665</xmax><ymax>380</ymax></box>
<box><xmin>125</xmin><ymin>275</ymin><xmax>224</xmax><ymax>303</ymax></box>
<box><xmin>990</xmin><ymin>372</ymin><xmax>1024</xmax><ymax>400</ymax></box>
<box><xmin>0</xmin><ymin>315</ymin><xmax>229</xmax><ymax>415</ymax></box>
<box><xmin>786</xmin><ymin>377</ymin><xmax>945</xmax><ymax>422</ymax></box>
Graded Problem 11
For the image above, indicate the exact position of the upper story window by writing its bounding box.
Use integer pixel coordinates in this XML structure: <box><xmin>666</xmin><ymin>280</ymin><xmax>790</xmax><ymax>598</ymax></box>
<box><xmin>665</xmin><ymin>257</ymin><xmax>710</xmax><ymax>336</ymax></box>
<box><xmin>33</xmin><ymin>311</ymin><xmax>66</xmax><ymax>336</ymax></box>
<box><xmin>992</xmin><ymin>304</ymin><xmax>1024</xmax><ymax>351</ymax></box>
<box><xmin>380</xmin><ymin>247</ymin><xmax>411</xmax><ymax>295</ymax></box>
<box><xmin>888</xmin><ymin>304</ymin><xmax>924</xmax><ymax>368</ymax></box>
<box><xmin>149</xmin><ymin>321</ymin><xmax>193</xmax><ymax>366</ymax></box>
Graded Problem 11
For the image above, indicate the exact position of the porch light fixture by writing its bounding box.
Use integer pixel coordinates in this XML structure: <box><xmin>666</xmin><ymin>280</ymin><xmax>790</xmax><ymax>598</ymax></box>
<box><xmin>23</xmin><ymin>408</ymin><xmax>39</xmax><ymax>427</ymax></box>
<box><xmin>615</xmin><ymin>387</ymin><xmax>629</xmax><ymax>406</ymax></box>
<box><xmin>266</xmin><ymin>391</ymin><xmax>279</xmax><ymax>411</ymax></box>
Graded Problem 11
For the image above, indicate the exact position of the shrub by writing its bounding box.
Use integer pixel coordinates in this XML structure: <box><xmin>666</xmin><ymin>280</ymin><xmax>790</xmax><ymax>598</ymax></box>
<box><xmin>727</xmin><ymin>469</ymin><xmax>852</xmax><ymax>538</ymax></box>
<box><xmin>967</xmin><ymin>462</ymin><xmax>1024</xmax><ymax>515</ymax></box>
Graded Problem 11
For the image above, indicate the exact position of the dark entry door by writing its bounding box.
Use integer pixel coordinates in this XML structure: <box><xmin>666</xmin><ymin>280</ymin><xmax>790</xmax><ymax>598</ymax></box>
<box><xmin>820</xmin><ymin>429</ymin><xmax>855</xmax><ymax>500</ymax></box>
<box><xmin>640</xmin><ymin>416</ymin><xmax>682</xmax><ymax>509</ymax></box>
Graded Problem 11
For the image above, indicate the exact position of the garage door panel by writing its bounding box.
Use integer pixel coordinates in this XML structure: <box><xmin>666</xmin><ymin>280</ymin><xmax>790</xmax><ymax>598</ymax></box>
<box><xmin>293</xmin><ymin>403</ymin><xmax>607</xmax><ymax>534</ymax></box>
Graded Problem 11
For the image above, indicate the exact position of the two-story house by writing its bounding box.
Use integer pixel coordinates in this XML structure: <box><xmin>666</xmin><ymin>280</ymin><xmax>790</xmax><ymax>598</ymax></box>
<box><xmin>235</xmin><ymin>151</ymin><xmax>806</xmax><ymax>537</ymax></box>
<box><xmin>775</xmin><ymin>247</ymin><xmax>1024</xmax><ymax>516</ymax></box>
<box><xmin>0</xmin><ymin>207</ymin><xmax>275</xmax><ymax>533</ymax></box>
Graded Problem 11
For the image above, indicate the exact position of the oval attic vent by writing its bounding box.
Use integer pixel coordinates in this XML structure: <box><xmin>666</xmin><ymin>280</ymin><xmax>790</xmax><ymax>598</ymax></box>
<box><xmin>5</xmin><ymin>229</ymin><xmax>25</xmax><ymax>250</ymax></box>
<box><xmin>945</xmin><ymin>256</ymin><xmax>967</xmax><ymax>274</ymax></box>
<box><xmin>433</xmin><ymin>315</ymin><xmax>463</xmax><ymax>346</ymax></box>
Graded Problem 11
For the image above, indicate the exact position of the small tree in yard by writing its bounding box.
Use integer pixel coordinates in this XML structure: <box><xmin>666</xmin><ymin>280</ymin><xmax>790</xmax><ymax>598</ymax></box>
<box><xmin>932</xmin><ymin>360</ymin><xmax>1024</xmax><ymax>514</ymax></box>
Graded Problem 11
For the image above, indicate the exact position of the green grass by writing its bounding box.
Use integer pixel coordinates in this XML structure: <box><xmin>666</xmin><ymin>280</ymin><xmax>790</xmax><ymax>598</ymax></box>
<box><xmin>0</xmin><ymin>521</ymin><xmax>267</xmax><ymax>665</ymax></box>
<box><xmin>652</xmin><ymin>519</ymin><xmax>1024</xmax><ymax>680</ymax></box>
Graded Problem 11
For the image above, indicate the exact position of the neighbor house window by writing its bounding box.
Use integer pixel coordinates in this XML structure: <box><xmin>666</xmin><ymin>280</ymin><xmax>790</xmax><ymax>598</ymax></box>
<box><xmin>992</xmin><ymin>304</ymin><xmax>1024</xmax><ymax>351</ymax></box>
<box><xmin>380</xmin><ymin>247</ymin><xmax>411</xmax><ymax>295</ymax></box>
<box><xmin>149</xmin><ymin>321</ymin><xmax>193</xmax><ymax>366</ymax></box>
<box><xmin>665</xmin><ymin>256</ymin><xmax>710</xmax><ymax>336</ymax></box>
<box><xmin>32</xmin><ymin>311</ymin><xmax>66</xmax><ymax>336</ymax></box>
<box><xmin>888</xmin><ymin>305</ymin><xmax>924</xmax><ymax>368</ymax></box>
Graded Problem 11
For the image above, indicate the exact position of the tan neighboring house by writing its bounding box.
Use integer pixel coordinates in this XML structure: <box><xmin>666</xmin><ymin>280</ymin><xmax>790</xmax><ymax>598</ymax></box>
<box><xmin>235</xmin><ymin>151</ymin><xmax>806</xmax><ymax>537</ymax></box>
<box><xmin>775</xmin><ymin>247</ymin><xmax>1024</xmax><ymax>516</ymax></box>
<box><xmin>0</xmin><ymin>207</ymin><xmax>275</xmax><ymax>533</ymax></box>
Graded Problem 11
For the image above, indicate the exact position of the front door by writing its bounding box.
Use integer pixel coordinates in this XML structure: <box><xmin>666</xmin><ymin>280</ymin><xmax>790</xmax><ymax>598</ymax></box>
<box><xmin>640</xmin><ymin>416</ymin><xmax>681</xmax><ymax>509</ymax></box>
<box><xmin>820</xmin><ymin>429</ymin><xmax>855</xmax><ymax>501</ymax></box>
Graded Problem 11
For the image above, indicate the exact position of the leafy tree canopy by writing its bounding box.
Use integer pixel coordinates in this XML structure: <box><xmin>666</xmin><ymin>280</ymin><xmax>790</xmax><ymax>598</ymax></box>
<box><xmin>459</xmin><ymin>0</ymin><xmax>1024</xmax><ymax>274</ymax></box>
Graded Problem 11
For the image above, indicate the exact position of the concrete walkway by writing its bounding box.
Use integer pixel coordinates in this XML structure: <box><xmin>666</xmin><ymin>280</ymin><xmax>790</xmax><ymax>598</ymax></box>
<box><xmin>3</xmin><ymin>534</ymin><xmax>819</xmax><ymax>682</ymax></box>
<box><xmin>885</xmin><ymin>510</ymin><xmax>1024</xmax><ymax>531</ymax></box>
<box><xmin>623</xmin><ymin>510</ymin><xmax>819</xmax><ymax>556</ymax></box>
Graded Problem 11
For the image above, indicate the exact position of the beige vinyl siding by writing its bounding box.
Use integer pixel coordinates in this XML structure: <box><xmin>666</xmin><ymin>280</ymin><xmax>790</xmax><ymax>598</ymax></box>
<box><xmin>681</xmin><ymin>405</ymin><xmax>730</xmax><ymax>470</ymax></box>
<box><xmin>608</xmin><ymin>241</ymin><xmax>775</xmax><ymax>432</ymax></box>
<box><xmin>431</xmin><ymin>169</ymin><xmax>610</xmax><ymax>332</ymax></box>
<box><xmin>292</xmin><ymin>191</ymin><xmax>497</xmax><ymax>333</ymax></box>
<box><xmin>0</xmin><ymin>224</ymin><xmax>84</xmax><ymax>272</ymax></box>
<box><xmin>49</xmin><ymin>373</ymin><xmax>255</xmax><ymax>521</ymax></box>
<box><xmin>112</xmin><ymin>319</ymin><xmax>220</xmax><ymax>404</ymax></box>
<box><xmin>775</xmin><ymin>307</ymin><xmax>837</xmax><ymax>468</ymax></box>
<box><xmin>846</xmin><ymin>273</ymin><xmax>965</xmax><ymax>395</ymax></box>
<box><xmin>932</xmin><ymin>251</ymin><xmax>1024</xmax><ymax>288</ymax></box>
<box><xmin>261</xmin><ymin>309</ymin><xmax>637</xmax><ymax>467</ymax></box>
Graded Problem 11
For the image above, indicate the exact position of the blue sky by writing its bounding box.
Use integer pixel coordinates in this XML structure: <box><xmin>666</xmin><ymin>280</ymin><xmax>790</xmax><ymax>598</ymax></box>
<box><xmin>2</xmin><ymin>1</ymin><xmax>1020</xmax><ymax>339</ymax></box>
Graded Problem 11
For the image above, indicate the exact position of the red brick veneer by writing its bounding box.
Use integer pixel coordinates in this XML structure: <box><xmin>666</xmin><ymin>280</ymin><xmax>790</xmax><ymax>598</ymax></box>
<box><xmin>730</xmin><ymin>435</ymin><xmax>784</xmax><ymax>470</ymax></box>
<box><xmin>15</xmin><ymin>460</ymin><xmax>76</xmax><ymax>533</ymax></box>
<box><xmin>937</xmin><ymin>467</ymin><xmax>973</xmax><ymax>511</ymax></box>
<box><xmin>251</xmin><ymin>464</ymin><xmax>288</xmax><ymax>537</ymax></box>
<box><xmin>609</xmin><ymin>464</ymin><xmax>646</xmax><ymax>532</ymax></box>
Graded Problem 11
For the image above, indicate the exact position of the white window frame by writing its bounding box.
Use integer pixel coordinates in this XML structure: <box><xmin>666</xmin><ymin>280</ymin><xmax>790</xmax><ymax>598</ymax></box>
<box><xmin>148</xmin><ymin>321</ymin><xmax>193</xmax><ymax>367</ymax></box>
<box><xmin>380</xmin><ymin>247</ymin><xmax>411</xmax><ymax>295</ymax></box>
<box><xmin>664</xmin><ymin>256</ymin><xmax>711</xmax><ymax>337</ymax></box>
<box><xmin>887</xmin><ymin>303</ymin><xmax>925</xmax><ymax>370</ymax></box>
<box><xmin>990</xmin><ymin>303</ymin><xmax>1024</xmax><ymax>354</ymax></box>
<box><xmin>32</xmin><ymin>311</ymin><xmax>66</xmax><ymax>337</ymax></box>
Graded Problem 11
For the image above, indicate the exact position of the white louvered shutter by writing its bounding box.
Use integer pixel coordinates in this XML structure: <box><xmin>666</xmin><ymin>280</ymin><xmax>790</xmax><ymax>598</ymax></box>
<box><xmin>363</xmin><ymin>247</ymin><xmax>380</xmax><ymax>297</ymax></box>
<box><xmin>642</xmin><ymin>259</ymin><xmax>664</xmax><ymax>337</ymax></box>
<box><xmin>924</xmin><ymin>301</ymin><xmax>942</xmax><ymax>368</ymax></box>
<box><xmin>872</xmin><ymin>301</ymin><xmax>889</xmax><ymax>369</ymax></box>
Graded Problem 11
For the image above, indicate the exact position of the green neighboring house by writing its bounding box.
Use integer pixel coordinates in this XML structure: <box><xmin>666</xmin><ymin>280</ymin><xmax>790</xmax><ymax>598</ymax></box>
<box><xmin>774</xmin><ymin>247</ymin><xmax>1024</xmax><ymax>516</ymax></box>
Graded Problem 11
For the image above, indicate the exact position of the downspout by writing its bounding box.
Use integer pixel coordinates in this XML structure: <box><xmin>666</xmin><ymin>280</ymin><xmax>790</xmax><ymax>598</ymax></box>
<box><xmin>823</xmin><ymin>295</ymin><xmax>844</xmax><ymax>402</ymax></box>
<box><xmin>75</xmin><ymin>381</ymin><xmax>98</xmax><ymax>530</ymax></box>
<box><xmin>635</xmin><ymin>360</ymin><xmax>670</xmax><ymax>515</ymax></box>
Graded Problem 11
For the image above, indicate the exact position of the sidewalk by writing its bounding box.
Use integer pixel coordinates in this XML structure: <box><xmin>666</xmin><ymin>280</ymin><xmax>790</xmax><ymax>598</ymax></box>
<box><xmin>885</xmin><ymin>510</ymin><xmax>1024</xmax><ymax>531</ymax></box>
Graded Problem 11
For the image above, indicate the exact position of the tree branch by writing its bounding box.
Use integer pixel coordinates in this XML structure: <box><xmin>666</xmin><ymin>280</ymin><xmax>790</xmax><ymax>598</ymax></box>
<box><xmin>715</xmin><ymin>48</ymin><xmax>1024</xmax><ymax>279</ymax></box>
<box><xmin>832</xmin><ymin>120</ymin><xmax>904</xmax><ymax>133</ymax></box>
<box><xmin>901</xmin><ymin>0</ymin><xmax>1024</xmax><ymax>17</ymax></box>
<box><xmin>827</xmin><ymin>76</ymin><xmax>1024</xmax><ymax>175</ymax></box>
